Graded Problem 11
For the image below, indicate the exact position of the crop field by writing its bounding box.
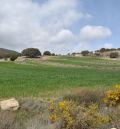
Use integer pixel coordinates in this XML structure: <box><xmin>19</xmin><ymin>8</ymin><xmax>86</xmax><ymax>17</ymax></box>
<box><xmin>0</xmin><ymin>56</ymin><xmax>120</xmax><ymax>98</ymax></box>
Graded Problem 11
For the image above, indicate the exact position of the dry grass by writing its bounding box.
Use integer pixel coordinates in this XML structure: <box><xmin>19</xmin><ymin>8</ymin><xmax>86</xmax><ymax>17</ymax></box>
<box><xmin>0</xmin><ymin>98</ymin><xmax>56</xmax><ymax>129</ymax></box>
<box><xmin>64</xmin><ymin>88</ymin><xmax>105</xmax><ymax>106</ymax></box>
<box><xmin>0</xmin><ymin>89</ymin><xmax>120</xmax><ymax>129</ymax></box>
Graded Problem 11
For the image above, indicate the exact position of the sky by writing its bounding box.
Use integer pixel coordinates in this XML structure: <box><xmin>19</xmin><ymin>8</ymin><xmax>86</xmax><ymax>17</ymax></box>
<box><xmin>0</xmin><ymin>0</ymin><xmax>119</xmax><ymax>54</ymax></box>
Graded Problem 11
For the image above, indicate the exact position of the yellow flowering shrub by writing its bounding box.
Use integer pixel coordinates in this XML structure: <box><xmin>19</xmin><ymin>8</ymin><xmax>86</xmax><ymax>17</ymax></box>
<box><xmin>48</xmin><ymin>100</ymin><xmax>109</xmax><ymax>129</ymax></box>
<box><xmin>49</xmin><ymin>113</ymin><xmax>57</xmax><ymax>123</ymax></box>
<box><xmin>48</xmin><ymin>100</ymin><xmax>58</xmax><ymax>123</ymax></box>
<box><xmin>49</xmin><ymin>100</ymin><xmax>74</xmax><ymax>129</ymax></box>
<box><xmin>58</xmin><ymin>101</ymin><xmax>74</xmax><ymax>129</ymax></box>
<box><xmin>103</xmin><ymin>85</ymin><xmax>120</xmax><ymax>106</ymax></box>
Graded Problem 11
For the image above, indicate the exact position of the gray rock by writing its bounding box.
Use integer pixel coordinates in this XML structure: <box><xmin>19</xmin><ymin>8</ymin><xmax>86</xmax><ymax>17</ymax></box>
<box><xmin>0</xmin><ymin>98</ymin><xmax>19</xmax><ymax>111</ymax></box>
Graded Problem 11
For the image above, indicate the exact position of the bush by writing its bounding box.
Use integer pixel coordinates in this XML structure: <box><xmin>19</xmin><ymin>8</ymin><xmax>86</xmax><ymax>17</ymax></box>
<box><xmin>110</xmin><ymin>52</ymin><xmax>119</xmax><ymax>58</ymax></box>
<box><xmin>103</xmin><ymin>85</ymin><xmax>120</xmax><ymax>106</ymax></box>
<box><xmin>49</xmin><ymin>101</ymin><xmax>109</xmax><ymax>129</ymax></box>
<box><xmin>72</xmin><ymin>104</ymin><xmax>109</xmax><ymax>129</ymax></box>
<box><xmin>43</xmin><ymin>51</ymin><xmax>51</xmax><ymax>56</ymax></box>
<box><xmin>64</xmin><ymin>88</ymin><xmax>104</xmax><ymax>106</ymax></box>
<box><xmin>21</xmin><ymin>48</ymin><xmax>41</xmax><ymax>58</ymax></box>
<box><xmin>10</xmin><ymin>54</ymin><xmax>18</xmax><ymax>61</ymax></box>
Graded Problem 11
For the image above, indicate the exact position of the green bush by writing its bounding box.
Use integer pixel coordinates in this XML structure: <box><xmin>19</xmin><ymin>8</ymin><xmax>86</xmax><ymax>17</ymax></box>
<box><xmin>21</xmin><ymin>48</ymin><xmax>41</xmax><ymax>58</ymax></box>
<box><xmin>110</xmin><ymin>52</ymin><xmax>119</xmax><ymax>58</ymax></box>
<box><xmin>10</xmin><ymin>54</ymin><xmax>18</xmax><ymax>61</ymax></box>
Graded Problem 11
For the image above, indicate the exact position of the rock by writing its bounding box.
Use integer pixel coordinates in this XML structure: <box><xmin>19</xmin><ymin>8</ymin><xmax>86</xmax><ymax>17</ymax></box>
<box><xmin>0</xmin><ymin>98</ymin><xmax>19</xmax><ymax>111</ymax></box>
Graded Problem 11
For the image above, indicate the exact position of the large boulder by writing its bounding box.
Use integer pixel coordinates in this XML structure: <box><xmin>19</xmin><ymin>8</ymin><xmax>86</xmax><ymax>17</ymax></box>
<box><xmin>0</xmin><ymin>98</ymin><xmax>19</xmax><ymax>111</ymax></box>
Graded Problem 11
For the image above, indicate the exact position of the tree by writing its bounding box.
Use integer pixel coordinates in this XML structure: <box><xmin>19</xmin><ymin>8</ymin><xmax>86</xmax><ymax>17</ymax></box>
<box><xmin>110</xmin><ymin>52</ymin><xmax>119</xmax><ymax>58</ymax></box>
<box><xmin>51</xmin><ymin>53</ymin><xmax>55</xmax><ymax>56</ymax></box>
<box><xmin>81</xmin><ymin>50</ymin><xmax>89</xmax><ymax>56</ymax></box>
<box><xmin>10</xmin><ymin>54</ymin><xmax>18</xmax><ymax>61</ymax></box>
<box><xmin>43</xmin><ymin>51</ymin><xmax>51</xmax><ymax>56</ymax></box>
<box><xmin>100</xmin><ymin>48</ymin><xmax>106</xmax><ymax>53</ymax></box>
<box><xmin>117</xmin><ymin>48</ymin><xmax>120</xmax><ymax>50</ymax></box>
<box><xmin>21</xmin><ymin>48</ymin><xmax>41</xmax><ymax>58</ymax></box>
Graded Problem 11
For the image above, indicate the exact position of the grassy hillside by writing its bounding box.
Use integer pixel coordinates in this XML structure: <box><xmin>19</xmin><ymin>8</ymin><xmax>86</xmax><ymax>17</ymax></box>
<box><xmin>0</xmin><ymin>56</ymin><xmax>120</xmax><ymax>98</ymax></box>
<box><xmin>0</xmin><ymin>48</ymin><xmax>19</xmax><ymax>58</ymax></box>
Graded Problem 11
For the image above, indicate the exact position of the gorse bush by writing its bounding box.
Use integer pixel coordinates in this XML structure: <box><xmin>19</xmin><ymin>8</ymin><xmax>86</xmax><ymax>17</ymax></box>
<box><xmin>103</xmin><ymin>85</ymin><xmax>120</xmax><ymax>106</ymax></box>
<box><xmin>72</xmin><ymin>104</ymin><xmax>109</xmax><ymax>129</ymax></box>
<box><xmin>49</xmin><ymin>100</ymin><xmax>109</xmax><ymax>129</ymax></box>
<box><xmin>49</xmin><ymin>101</ymin><xmax>75</xmax><ymax>129</ymax></box>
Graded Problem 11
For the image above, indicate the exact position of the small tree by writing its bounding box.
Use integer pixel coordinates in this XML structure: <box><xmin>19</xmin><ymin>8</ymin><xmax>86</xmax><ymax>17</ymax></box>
<box><xmin>43</xmin><ymin>51</ymin><xmax>51</xmax><ymax>56</ymax></box>
<box><xmin>100</xmin><ymin>48</ymin><xmax>106</xmax><ymax>53</ymax></box>
<box><xmin>22</xmin><ymin>48</ymin><xmax>41</xmax><ymax>58</ymax></box>
<box><xmin>110</xmin><ymin>52</ymin><xmax>119</xmax><ymax>58</ymax></box>
<box><xmin>51</xmin><ymin>53</ymin><xmax>55</xmax><ymax>56</ymax></box>
<box><xmin>81</xmin><ymin>50</ymin><xmax>89</xmax><ymax>56</ymax></box>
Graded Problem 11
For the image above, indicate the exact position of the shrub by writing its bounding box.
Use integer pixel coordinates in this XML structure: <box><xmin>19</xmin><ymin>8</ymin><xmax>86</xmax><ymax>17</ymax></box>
<box><xmin>21</xmin><ymin>48</ymin><xmax>41</xmax><ymax>58</ymax></box>
<box><xmin>103</xmin><ymin>85</ymin><xmax>120</xmax><ymax>106</ymax></box>
<box><xmin>72</xmin><ymin>103</ymin><xmax>109</xmax><ymax>129</ymax></box>
<box><xmin>43</xmin><ymin>51</ymin><xmax>51</xmax><ymax>56</ymax></box>
<box><xmin>110</xmin><ymin>52</ymin><xmax>119</xmax><ymax>58</ymax></box>
<box><xmin>49</xmin><ymin>101</ymin><xmax>109</xmax><ymax>129</ymax></box>
<box><xmin>49</xmin><ymin>101</ymin><xmax>75</xmax><ymax>129</ymax></box>
<box><xmin>10</xmin><ymin>54</ymin><xmax>18</xmax><ymax>61</ymax></box>
<box><xmin>64</xmin><ymin>88</ymin><xmax>104</xmax><ymax>106</ymax></box>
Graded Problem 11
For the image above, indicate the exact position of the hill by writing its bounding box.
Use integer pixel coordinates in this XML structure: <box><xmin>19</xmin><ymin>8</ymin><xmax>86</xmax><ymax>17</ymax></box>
<box><xmin>0</xmin><ymin>48</ymin><xmax>20</xmax><ymax>58</ymax></box>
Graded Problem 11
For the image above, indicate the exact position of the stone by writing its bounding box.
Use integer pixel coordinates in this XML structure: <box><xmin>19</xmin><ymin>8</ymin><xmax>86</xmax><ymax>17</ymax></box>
<box><xmin>0</xmin><ymin>98</ymin><xmax>19</xmax><ymax>111</ymax></box>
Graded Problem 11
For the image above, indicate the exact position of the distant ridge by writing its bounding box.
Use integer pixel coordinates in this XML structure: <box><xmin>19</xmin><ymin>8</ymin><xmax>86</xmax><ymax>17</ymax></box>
<box><xmin>0</xmin><ymin>48</ymin><xmax>20</xmax><ymax>58</ymax></box>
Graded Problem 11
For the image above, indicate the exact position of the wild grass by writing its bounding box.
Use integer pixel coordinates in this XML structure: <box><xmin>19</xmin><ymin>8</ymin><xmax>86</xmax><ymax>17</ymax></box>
<box><xmin>0</xmin><ymin>99</ymin><xmax>56</xmax><ymax>129</ymax></box>
<box><xmin>0</xmin><ymin>88</ymin><xmax>120</xmax><ymax>129</ymax></box>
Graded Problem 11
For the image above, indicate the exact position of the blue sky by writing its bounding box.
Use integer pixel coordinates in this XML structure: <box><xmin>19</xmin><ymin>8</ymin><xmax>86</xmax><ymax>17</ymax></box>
<box><xmin>0</xmin><ymin>0</ymin><xmax>119</xmax><ymax>54</ymax></box>
<box><xmin>76</xmin><ymin>0</ymin><xmax>120</xmax><ymax>50</ymax></box>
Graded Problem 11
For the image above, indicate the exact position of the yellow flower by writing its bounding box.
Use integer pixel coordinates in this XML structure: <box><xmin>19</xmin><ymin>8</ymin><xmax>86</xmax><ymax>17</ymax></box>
<box><xmin>49</xmin><ymin>114</ymin><xmax>57</xmax><ymax>122</ymax></box>
<box><xmin>59</xmin><ymin>101</ymin><xmax>66</xmax><ymax>110</ymax></box>
<box><xmin>103</xmin><ymin>85</ymin><xmax>120</xmax><ymax>106</ymax></box>
<box><xmin>116</xmin><ymin>84</ymin><xmax>120</xmax><ymax>88</ymax></box>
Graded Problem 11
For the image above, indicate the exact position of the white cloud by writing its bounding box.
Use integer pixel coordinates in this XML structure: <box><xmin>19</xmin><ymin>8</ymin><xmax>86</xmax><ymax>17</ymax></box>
<box><xmin>51</xmin><ymin>29</ymin><xmax>75</xmax><ymax>43</ymax></box>
<box><xmin>75</xmin><ymin>25</ymin><xmax>112</xmax><ymax>52</ymax></box>
<box><xmin>0</xmin><ymin>0</ymin><xmax>112</xmax><ymax>54</ymax></box>
<box><xmin>80</xmin><ymin>25</ymin><xmax>112</xmax><ymax>41</ymax></box>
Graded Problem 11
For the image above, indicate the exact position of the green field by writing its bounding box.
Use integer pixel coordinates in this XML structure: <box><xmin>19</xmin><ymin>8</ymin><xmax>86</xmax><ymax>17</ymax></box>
<box><xmin>0</xmin><ymin>56</ymin><xmax>120</xmax><ymax>98</ymax></box>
